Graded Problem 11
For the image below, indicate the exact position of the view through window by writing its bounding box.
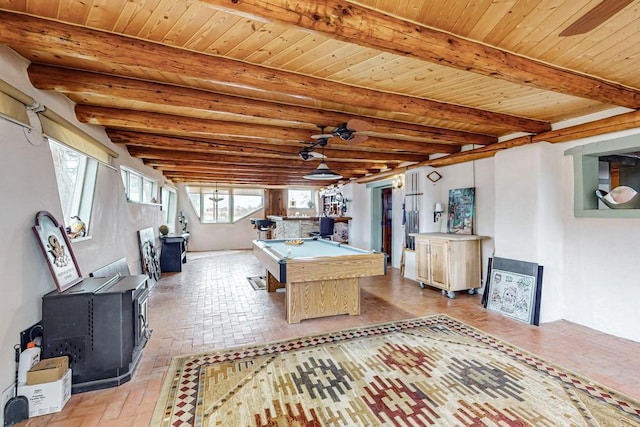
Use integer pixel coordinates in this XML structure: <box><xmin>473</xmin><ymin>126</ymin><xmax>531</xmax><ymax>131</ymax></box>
<box><xmin>121</xmin><ymin>167</ymin><xmax>157</xmax><ymax>204</ymax></box>
<box><xmin>187</xmin><ymin>186</ymin><xmax>263</xmax><ymax>223</ymax></box>
<box><xmin>162</xmin><ymin>187</ymin><xmax>177</xmax><ymax>229</ymax></box>
<box><xmin>288</xmin><ymin>189</ymin><xmax>315</xmax><ymax>209</ymax></box>
<box><xmin>49</xmin><ymin>139</ymin><xmax>98</xmax><ymax>238</ymax></box>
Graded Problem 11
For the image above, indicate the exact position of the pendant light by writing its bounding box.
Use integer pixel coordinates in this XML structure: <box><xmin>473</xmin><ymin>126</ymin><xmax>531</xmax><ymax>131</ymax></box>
<box><xmin>210</xmin><ymin>183</ymin><xmax>224</xmax><ymax>202</ymax></box>
<box><xmin>303</xmin><ymin>141</ymin><xmax>342</xmax><ymax>180</ymax></box>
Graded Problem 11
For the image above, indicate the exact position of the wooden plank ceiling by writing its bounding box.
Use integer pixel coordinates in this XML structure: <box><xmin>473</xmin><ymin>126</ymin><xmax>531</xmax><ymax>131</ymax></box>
<box><xmin>0</xmin><ymin>0</ymin><xmax>639</xmax><ymax>186</ymax></box>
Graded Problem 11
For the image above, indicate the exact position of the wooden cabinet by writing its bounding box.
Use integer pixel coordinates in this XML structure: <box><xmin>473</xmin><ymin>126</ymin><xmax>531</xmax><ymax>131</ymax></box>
<box><xmin>413</xmin><ymin>233</ymin><xmax>486</xmax><ymax>298</ymax></box>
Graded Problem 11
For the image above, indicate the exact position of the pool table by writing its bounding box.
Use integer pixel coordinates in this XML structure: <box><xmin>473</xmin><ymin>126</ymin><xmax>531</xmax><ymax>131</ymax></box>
<box><xmin>252</xmin><ymin>238</ymin><xmax>386</xmax><ymax>323</ymax></box>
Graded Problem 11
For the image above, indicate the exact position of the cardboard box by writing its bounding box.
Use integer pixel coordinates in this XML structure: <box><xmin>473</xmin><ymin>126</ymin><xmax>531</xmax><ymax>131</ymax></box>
<box><xmin>27</xmin><ymin>356</ymin><xmax>69</xmax><ymax>385</ymax></box>
<box><xmin>17</xmin><ymin>369</ymin><xmax>72</xmax><ymax>417</ymax></box>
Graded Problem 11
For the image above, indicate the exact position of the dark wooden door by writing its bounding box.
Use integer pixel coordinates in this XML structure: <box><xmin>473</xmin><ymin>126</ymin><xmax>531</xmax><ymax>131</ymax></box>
<box><xmin>382</xmin><ymin>187</ymin><xmax>393</xmax><ymax>262</ymax></box>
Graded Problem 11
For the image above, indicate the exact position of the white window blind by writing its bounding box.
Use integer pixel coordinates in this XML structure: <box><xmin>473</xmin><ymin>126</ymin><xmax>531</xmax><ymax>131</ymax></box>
<box><xmin>0</xmin><ymin>80</ymin><xmax>30</xmax><ymax>126</ymax></box>
<box><xmin>40</xmin><ymin>113</ymin><xmax>116</xmax><ymax>165</ymax></box>
<box><xmin>0</xmin><ymin>78</ymin><xmax>118</xmax><ymax>164</ymax></box>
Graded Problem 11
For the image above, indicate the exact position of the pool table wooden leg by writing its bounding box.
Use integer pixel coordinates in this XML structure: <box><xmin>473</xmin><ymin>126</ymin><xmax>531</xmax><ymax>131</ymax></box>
<box><xmin>266</xmin><ymin>272</ymin><xmax>284</xmax><ymax>292</ymax></box>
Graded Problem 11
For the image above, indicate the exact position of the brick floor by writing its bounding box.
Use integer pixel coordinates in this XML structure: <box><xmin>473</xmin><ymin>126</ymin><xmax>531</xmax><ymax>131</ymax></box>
<box><xmin>19</xmin><ymin>250</ymin><xmax>640</xmax><ymax>426</ymax></box>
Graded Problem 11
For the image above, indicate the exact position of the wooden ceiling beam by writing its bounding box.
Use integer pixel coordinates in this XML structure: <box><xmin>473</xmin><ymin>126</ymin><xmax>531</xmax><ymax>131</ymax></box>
<box><xmin>0</xmin><ymin>11</ymin><xmax>549</xmax><ymax>133</ymax></box>
<box><xmin>79</xmin><ymin>106</ymin><xmax>459</xmax><ymax>154</ymax></box>
<box><xmin>421</xmin><ymin>110</ymin><xmax>640</xmax><ymax>168</ymax></box>
<box><xmin>144</xmin><ymin>158</ymin><xmax>378</xmax><ymax>174</ymax></box>
<box><xmin>202</xmin><ymin>0</ymin><xmax>640</xmax><ymax>109</ymax></box>
<box><xmin>163</xmin><ymin>169</ymin><xmax>359</xmax><ymax>181</ymax></box>
<box><xmin>156</xmin><ymin>167</ymin><xmax>369</xmax><ymax>178</ymax></box>
<box><xmin>150</xmin><ymin>162</ymin><xmax>372</xmax><ymax>175</ymax></box>
<box><xmin>358</xmin><ymin>109</ymin><xmax>640</xmax><ymax>182</ymax></box>
<box><xmin>165</xmin><ymin>169</ymin><xmax>359</xmax><ymax>179</ymax></box>
<box><xmin>165</xmin><ymin>173</ymin><xmax>333</xmax><ymax>185</ymax></box>
<box><xmin>107</xmin><ymin>130</ymin><xmax>431</xmax><ymax>162</ymax></box>
<box><xmin>29</xmin><ymin>64</ymin><xmax>497</xmax><ymax>146</ymax></box>
<box><xmin>418</xmin><ymin>136</ymin><xmax>534</xmax><ymax>168</ymax></box>
<box><xmin>532</xmin><ymin>110</ymin><xmax>640</xmax><ymax>144</ymax></box>
<box><xmin>127</xmin><ymin>146</ymin><xmax>393</xmax><ymax>170</ymax></box>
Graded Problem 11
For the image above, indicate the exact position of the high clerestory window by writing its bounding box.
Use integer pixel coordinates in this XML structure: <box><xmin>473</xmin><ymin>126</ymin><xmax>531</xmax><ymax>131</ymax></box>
<box><xmin>1</xmin><ymin>82</ymin><xmax>117</xmax><ymax>240</ymax></box>
<box><xmin>161</xmin><ymin>187</ymin><xmax>178</xmax><ymax>229</ymax></box>
<box><xmin>49</xmin><ymin>138</ymin><xmax>98</xmax><ymax>239</ymax></box>
<box><xmin>120</xmin><ymin>167</ymin><xmax>158</xmax><ymax>204</ymax></box>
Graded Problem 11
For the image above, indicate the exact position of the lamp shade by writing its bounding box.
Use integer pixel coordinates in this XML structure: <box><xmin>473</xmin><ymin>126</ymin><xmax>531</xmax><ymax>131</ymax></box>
<box><xmin>434</xmin><ymin>203</ymin><xmax>443</xmax><ymax>212</ymax></box>
<box><xmin>303</xmin><ymin>161</ymin><xmax>343</xmax><ymax>180</ymax></box>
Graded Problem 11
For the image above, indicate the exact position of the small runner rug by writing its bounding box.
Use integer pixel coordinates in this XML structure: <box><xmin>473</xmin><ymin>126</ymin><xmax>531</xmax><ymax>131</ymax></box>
<box><xmin>151</xmin><ymin>314</ymin><xmax>640</xmax><ymax>426</ymax></box>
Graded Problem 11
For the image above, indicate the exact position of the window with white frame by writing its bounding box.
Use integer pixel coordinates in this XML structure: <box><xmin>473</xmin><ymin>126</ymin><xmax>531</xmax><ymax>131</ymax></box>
<box><xmin>288</xmin><ymin>188</ymin><xmax>315</xmax><ymax>209</ymax></box>
<box><xmin>161</xmin><ymin>187</ymin><xmax>177</xmax><ymax>229</ymax></box>
<box><xmin>233</xmin><ymin>188</ymin><xmax>264</xmax><ymax>219</ymax></box>
<box><xmin>121</xmin><ymin>167</ymin><xmax>158</xmax><ymax>204</ymax></box>
<box><xmin>49</xmin><ymin>138</ymin><xmax>98</xmax><ymax>239</ymax></box>
<box><xmin>186</xmin><ymin>186</ymin><xmax>263</xmax><ymax>223</ymax></box>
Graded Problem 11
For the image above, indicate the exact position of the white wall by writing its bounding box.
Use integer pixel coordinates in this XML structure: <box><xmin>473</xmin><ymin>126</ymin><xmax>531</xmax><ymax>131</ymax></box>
<box><xmin>491</xmin><ymin>134</ymin><xmax>640</xmax><ymax>342</ymax></box>
<box><xmin>343</xmin><ymin>182</ymin><xmax>373</xmax><ymax>251</ymax></box>
<box><xmin>396</xmin><ymin>160</ymin><xmax>495</xmax><ymax>289</ymax></box>
<box><xmin>559</xmin><ymin>130</ymin><xmax>640</xmax><ymax>342</ymax></box>
<box><xmin>0</xmin><ymin>47</ymin><xmax>166</xmax><ymax>405</ymax></box>
<box><xmin>352</xmin><ymin>132</ymin><xmax>639</xmax><ymax>343</ymax></box>
<box><xmin>493</xmin><ymin>143</ymin><xmax>565</xmax><ymax>322</ymax></box>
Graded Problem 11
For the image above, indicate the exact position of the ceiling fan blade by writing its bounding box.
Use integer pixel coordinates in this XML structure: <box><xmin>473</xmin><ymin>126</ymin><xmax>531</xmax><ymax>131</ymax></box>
<box><xmin>311</xmin><ymin>133</ymin><xmax>334</xmax><ymax>139</ymax></box>
<box><xmin>560</xmin><ymin>0</ymin><xmax>633</xmax><ymax>36</ymax></box>
<box><xmin>346</xmin><ymin>134</ymin><xmax>369</xmax><ymax>145</ymax></box>
<box><xmin>346</xmin><ymin>118</ymin><xmax>372</xmax><ymax>132</ymax></box>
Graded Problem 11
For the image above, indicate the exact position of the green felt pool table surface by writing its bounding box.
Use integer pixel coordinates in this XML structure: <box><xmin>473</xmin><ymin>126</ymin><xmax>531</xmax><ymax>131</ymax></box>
<box><xmin>262</xmin><ymin>238</ymin><xmax>370</xmax><ymax>259</ymax></box>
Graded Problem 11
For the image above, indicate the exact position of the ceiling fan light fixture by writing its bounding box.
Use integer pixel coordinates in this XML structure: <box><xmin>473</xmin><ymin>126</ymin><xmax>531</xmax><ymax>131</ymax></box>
<box><xmin>299</xmin><ymin>150</ymin><xmax>310</xmax><ymax>161</ymax></box>
<box><xmin>303</xmin><ymin>161</ymin><xmax>343</xmax><ymax>180</ymax></box>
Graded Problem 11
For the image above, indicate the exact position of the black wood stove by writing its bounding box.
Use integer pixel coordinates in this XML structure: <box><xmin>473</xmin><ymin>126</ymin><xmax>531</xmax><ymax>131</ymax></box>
<box><xmin>41</xmin><ymin>274</ymin><xmax>149</xmax><ymax>393</ymax></box>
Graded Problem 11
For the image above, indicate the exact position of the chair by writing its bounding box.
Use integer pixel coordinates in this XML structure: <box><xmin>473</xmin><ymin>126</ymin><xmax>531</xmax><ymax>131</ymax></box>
<box><xmin>252</xmin><ymin>219</ymin><xmax>276</xmax><ymax>240</ymax></box>
<box><xmin>318</xmin><ymin>217</ymin><xmax>335</xmax><ymax>240</ymax></box>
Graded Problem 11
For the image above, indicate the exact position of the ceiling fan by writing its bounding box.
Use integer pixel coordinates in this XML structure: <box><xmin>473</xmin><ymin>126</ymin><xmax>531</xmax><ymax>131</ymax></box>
<box><xmin>299</xmin><ymin>131</ymin><xmax>342</xmax><ymax>180</ymax></box>
<box><xmin>298</xmin><ymin>145</ymin><xmax>326</xmax><ymax>161</ymax></box>
<box><xmin>311</xmin><ymin>118</ymin><xmax>371</xmax><ymax>144</ymax></box>
<box><xmin>559</xmin><ymin>0</ymin><xmax>633</xmax><ymax>36</ymax></box>
<box><xmin>298</xmin><ymin>125</ymin><xmax>333</xmax><ymax>161</ymax></box>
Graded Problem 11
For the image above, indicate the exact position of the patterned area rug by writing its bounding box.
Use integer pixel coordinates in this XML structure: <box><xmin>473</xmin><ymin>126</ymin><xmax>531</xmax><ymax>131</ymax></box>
<box><xmin>247</xmin><ymin>276</ymin><xmax>266</xmax><ymax>291</ymax></box>
<box><xmin>151</xmin><ymin>315</ymin><xmax>640</xmax><ymax>426</ymax></box>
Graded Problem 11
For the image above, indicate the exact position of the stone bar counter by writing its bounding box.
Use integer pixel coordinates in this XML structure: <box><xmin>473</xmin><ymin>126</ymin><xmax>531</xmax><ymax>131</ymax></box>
<box><xmin>267</xmin><ymin>215</ymin><xmax>351</xmax><ymax>242</ymax></box>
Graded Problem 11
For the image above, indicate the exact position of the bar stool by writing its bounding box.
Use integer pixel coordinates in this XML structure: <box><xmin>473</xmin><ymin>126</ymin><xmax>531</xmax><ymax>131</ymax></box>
<box><xmin>252</xmin><ymin>219</ymin><xmax>275</xmax><ymax>240</ymax></box>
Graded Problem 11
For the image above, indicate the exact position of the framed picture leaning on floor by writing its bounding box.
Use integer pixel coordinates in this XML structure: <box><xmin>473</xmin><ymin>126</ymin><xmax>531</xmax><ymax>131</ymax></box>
<box><xmin>483</xmin><ymin>256</ymin><xmax>544</xmax><ymax>326</ymax></box>
<box><xmin>32</xmin><ymin>210</ymin><xmax>82</xmax><ymax>292</ymax></box>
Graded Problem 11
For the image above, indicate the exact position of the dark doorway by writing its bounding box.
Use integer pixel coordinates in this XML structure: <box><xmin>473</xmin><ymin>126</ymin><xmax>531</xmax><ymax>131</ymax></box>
<box><xmin>382</xmin><ymin>187</ymin><xmax>393</xmax><ymax>263</ymax></box>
